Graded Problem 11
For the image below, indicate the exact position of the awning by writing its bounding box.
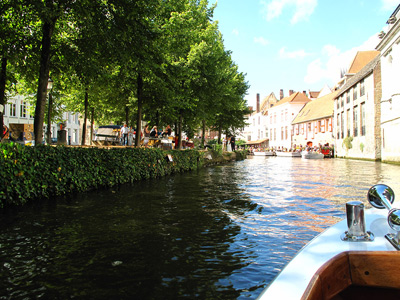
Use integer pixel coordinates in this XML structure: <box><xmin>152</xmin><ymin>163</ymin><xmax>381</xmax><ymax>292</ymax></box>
<box><xmin>245</xmin><ymin>138</ymin><xmax>269</xmax><ymax>145</ymax></box>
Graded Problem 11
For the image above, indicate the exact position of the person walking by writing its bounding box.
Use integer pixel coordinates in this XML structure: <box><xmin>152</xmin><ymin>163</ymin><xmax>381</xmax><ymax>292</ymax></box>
<box><xmin>121</xmin><ymin>124</ymin><xmax>129</xmax><ymax>146</ymax></box>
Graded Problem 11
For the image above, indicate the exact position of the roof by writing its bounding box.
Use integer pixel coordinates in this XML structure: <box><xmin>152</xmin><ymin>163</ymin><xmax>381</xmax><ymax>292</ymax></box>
<box><xmin>292</xmin><ymin>91</ymin><xmax>338</xmax><ymax>124</ymax></box>
<box><xmin>260</xmin><ymin>92</ymin><xmax>277</xmax><ymax>112</ymax></box>
<box><xmin>309</xmin><ymin>91</ymin><xmax>320</xmax><ymax>99</ymax></box>
<box><xmin>272</xmin><ymin>92</ymin><xmax>311</xmax><ymax>108</ymax></box>
<box><xmin>336</xmin><ymin>55</ymin><xmax>380</xmax><ymax>98</ymax></box>
<box><xmin>246</xmin><ymin>138</ymin><xmax>269</xmax><ymax>145</ymax></box>
<box><xmin>347</xmin><ymin>51</ymin><xmax>380</xmax><ymax>74</ymax></box>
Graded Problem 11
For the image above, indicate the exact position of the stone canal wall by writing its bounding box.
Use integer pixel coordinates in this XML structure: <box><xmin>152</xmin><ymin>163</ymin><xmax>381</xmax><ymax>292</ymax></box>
<box><xmin>0</xmin><ymin>142</ymin><xmax>246</xmax><ymax>208</ymax></box>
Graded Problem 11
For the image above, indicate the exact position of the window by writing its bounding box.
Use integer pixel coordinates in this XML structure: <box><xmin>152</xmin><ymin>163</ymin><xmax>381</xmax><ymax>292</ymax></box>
<box><xmin>353</xmin><ymin>84</ymin><xmax>358</xmax><ymax>100</ymax></box>
<box><xmin>361</xmin><ymin>103</ymin><xmax>366</xmax><ymax>136</ymax></box>
<box><xmin>274</xmin><ymin>128</ymin><xmax>276</xmax><ymax>141</ymax></box>
<box><xmin>281</xmin><ymin>127</ymin><xmax>284</xmax><ymax>140</ymax></box>
<box><xmin>337</xmin><ymin>114</ymin><xmax>340</xmax><ymax>139</ymax></box>
<box><xmin>307</xmin><ymin>123</ymin><xmax>311</xmax><ymax>131</ymax></box>
<box><xmin>347</xmin><ymin>109</ymin><xmax>351</xmax><ymax>137</ymax></box>
<box><xmin>10</xmin><ymin>103</ymin><xmax>16</xmax><ymax>117</ymax></box>
<box><xmin>270</xmin><ymin>129</ymin><xmax>273</xmax><ymax>139</ymax></box>
<box><xmin>20</xmin><ymin>101</ymin><xmax>27</xmax><ymax>118</ymax></box>
<box><xmin>341</xmin><ymin>112</ymin><xmax>344</xmax><ymax>139</ymax></box>
<box><xmin>285</xmin><ymin>109</ymin><xmax>288</xmax><ymax>121</ymax></box>
<box><xmin>353</xmin><ymin>106</ymin><xmax>358</xmax><ymax>137</ymax></box>
<box><xmin>281</xmin><ymin>111</ymin><xmax>283</xmax><ymax>122</ymax></box>
<box><xmin>258</xmin><ymin>116</ymin><xmax>260</xmax><ymax>125</ymax></box>
<box><xmin>274</xmin><ymin>113</ymin><xmax>276</xmax><ymax>123</ymax></box>
<box><xmin>360</xmin><ymin>80</ymin><xmax>365</xmax><ymax>96</ymax></box>
<box><xmin>285</xmin><ymin>126</ymin><xmax>288</xmax><ymax>140</ymax></box>
<box><xmin>346</xmin><ymin>91</ymin><xmax>350</xmax><ymax>104</ymax></box>
<box><xmin>337</xmin><ymin>98</ymin><xmax>340</xmax><ymax>109</ymax></box>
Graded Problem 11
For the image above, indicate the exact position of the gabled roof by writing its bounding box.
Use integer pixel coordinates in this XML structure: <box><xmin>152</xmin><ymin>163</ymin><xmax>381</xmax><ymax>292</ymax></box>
<box><xmin>272</xmin><ymin>91</ymin><xmax>311</xmax><ymax>108</ymax></box>
<box><xmin>336</xmin><ymin>55</ymin><xmax>380</xmax><ymax>98</ymax></box>
<box><xmin>309</xmin><ymin>91</ymin><xmax>320</xmax><ymax>99</ymax></box>
<box><xmin>260</xmin><ymin>92</ymin><xmax>278</xmax><ymax>113</ymax></box>
<box><xmin>347</xmin><ymin>51</ymin><xmax>380</xmax><ymax>74</ymax></box>
<box><xmin>292</xmin><ymin>91</ymin><xmax>338</xmax><ymax>124</ymax></box>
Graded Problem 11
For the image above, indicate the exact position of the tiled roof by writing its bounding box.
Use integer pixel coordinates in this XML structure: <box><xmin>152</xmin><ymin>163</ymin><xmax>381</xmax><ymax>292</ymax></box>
<box><xmin>347</xmin><ymin>51</ymin><xmax>380</xmax><ymax>74</ymax></box>
<box><xmin>272</xmin><ymin>91</ymin><xmax>311</xmax><ymax>108</ymax></box>
<box><xmin>309</xmin><ymin>91</ymin><xmax>320</xmax><ymax>98</ymax></box>
<box><xmin>292</xmin><ymin>91</ymin><xmax>338</xmax><ymax>124</ymax></box>
<box><xmin>336</xmin><ymin>55</ymin><xmax>380</xmax><ymax>98</ymax></box>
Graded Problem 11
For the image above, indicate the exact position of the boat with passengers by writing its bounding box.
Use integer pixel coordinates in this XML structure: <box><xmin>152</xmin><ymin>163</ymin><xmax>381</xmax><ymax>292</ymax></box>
<box><xmin>257</xmin><ymin>184</ymin><xmax>400</xmax><ymax>300</ymax></box>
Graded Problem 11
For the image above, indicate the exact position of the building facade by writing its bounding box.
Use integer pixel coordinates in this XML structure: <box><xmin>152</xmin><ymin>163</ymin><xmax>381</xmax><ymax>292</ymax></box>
<box><xmin>268</xmin><ymin>91</ymin><xmax>311</xmax><ymax>150</ymax></box>
<box><xmin>376</xmin><ymin>4</ymin><xmax>400</xmax><ymax>162</ymax></box>
<box><xmin>333</xmin><ymin>56</ymin><xmax>381</xmax><ymax>160</ymax></box>
<box><xmin>292</xmin><ymin>91</ymin><xmax>337</xmax><ymax>149</ymax></box>
<box><xmin>3</xmin><ymin>95</ymin><xmax>81</xmax><ymax>145</ymax></box>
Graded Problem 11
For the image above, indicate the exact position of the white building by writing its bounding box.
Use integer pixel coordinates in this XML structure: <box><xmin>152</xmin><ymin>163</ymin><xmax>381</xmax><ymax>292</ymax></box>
<box><xmin>268</xmin><ymin>91</ymin><xmax>311</xmax><ymax>150</ymax></box>
<box><xmin>3</xmin><ymin>95</ymin><xmax>81</xmax><ymax>145</ymax></box>
<box><xmin>376</xmin><ymin>4</ymin><xmax>400</xmax><ymax>162</ymax></box>
<box><xmin>333</xmin><ymin>54</ymin><xmax>381</xmax><ymax>160</ymax></box>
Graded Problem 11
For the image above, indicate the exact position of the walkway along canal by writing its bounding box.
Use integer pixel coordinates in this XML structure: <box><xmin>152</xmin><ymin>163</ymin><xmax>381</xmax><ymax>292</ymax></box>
<box><xmin>1</xmin><ymin>156</ymin><xmax>400</xmax><ymax>299</ymax></box>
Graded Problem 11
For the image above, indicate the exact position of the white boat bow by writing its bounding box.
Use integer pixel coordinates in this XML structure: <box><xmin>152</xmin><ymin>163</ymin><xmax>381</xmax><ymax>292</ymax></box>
<box><xmin>258</xmin><ymin>184</ymin><xmax>399</xmax><ymax>300</ymax></box>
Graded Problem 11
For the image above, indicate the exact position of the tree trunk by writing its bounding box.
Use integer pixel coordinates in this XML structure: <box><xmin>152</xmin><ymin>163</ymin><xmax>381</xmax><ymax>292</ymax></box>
<box><xmin>81</xmin><ymin>88</ymin><xmax>88</xmax><ymax>146</ymax></box>
<box><xmin>125</xmin><ymin>105</ymin><xmax>129</xmax><ymax>126</ymax></box>
<box><xmin>201</xmin><ymin>120</ymin><xmax>206</xmax><ymax>148</ymax></box>
<box><xmin>46</xmin><ymin>92</ymin><xmax>53</xmax><ymax>144</ymax></box>
<box><xmin>177</xmin><ymin>110</ymin><xmax>183</xmax><ymax>150</ymax></box>
<box><xmin>218</xmin><ymin>123</ymin><xmax>222</xmax><ymax>144</ymax></box>
<box><xmin>135</xmin><ymin>73</ymin><xmax>143</xmax><ymax>147</ymax></box>
<box><xmin>34</xmin><ymin>19</ymin><xmax>56</xmax><ymax>146</ymax></box>
<box><xmin>0</xmin><ymin>56</ymin><xmax>7</xmax><ymax>139</ymax></box>
<box><xmin>90</xmin><ymin>107</ymin><xmax>94</xmax><ymax>146</ymax></box>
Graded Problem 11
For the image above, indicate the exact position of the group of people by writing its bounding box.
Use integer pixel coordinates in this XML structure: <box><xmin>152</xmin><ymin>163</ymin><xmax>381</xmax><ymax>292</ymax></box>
<box><xmin>143</xmin><ymin>124</ymin><xmax>172</xmax><ymax>147</ymax></box>
<box><xmin>224</xmin><ymin>136</ymin><xmax>236</xmax><ymax>151</ymax></box>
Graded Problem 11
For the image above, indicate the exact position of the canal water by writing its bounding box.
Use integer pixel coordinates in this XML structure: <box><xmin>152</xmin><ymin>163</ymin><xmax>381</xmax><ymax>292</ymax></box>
<box><xmin>1</xmin><ymin>157</ymin><xmax>400</xmax><ymax>299</ymax></box>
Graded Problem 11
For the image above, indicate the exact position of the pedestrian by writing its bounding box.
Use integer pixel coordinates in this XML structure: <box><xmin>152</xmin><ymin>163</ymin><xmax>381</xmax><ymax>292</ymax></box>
<box><xmin>230</xmin><ymin>135</ymin><xmax>236</xmax><ymax>151</ymax></box>
<box><xmin>144</xmin><ymin>124</ymin><xmax>150</xmax><ymax>146</ymax></box>
<box><xmin>121</xmin><ymin>124</ymin><xmax>129</xmax><ymax>146</ymax></box>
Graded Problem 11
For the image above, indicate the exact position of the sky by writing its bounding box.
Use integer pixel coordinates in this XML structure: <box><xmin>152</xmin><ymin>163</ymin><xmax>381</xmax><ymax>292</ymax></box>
<box><xmin>211</xmin><ymin>0</ymin><xmax>400</xmax><ymax>107</ymax></box>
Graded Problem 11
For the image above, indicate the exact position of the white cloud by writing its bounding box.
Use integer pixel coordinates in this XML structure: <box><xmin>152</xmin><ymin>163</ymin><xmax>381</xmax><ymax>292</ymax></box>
<box><xmin>232</xmin><ymin>29</ymin><xmax>239</xmax><ymax>36</ymax></box>
<box><xmin>261</xmin><ymin>0</ymin><xmax>318</xmax><ymax>24</ymax></box>
<box><xmin>381</xmin><ymin>0</ymin><xmax>399</xmax><ymax>11</ymax></box>
<box><xmin>304</xmin><ymin>33</ymin><xmax>381</xmax><ymax>85</ymax></box>
<box><xmin>279</xmin><ymin>46</ymin><xmax>310</xmax><ymax>59</ymax></box>
<box><xmin>254</xmin><ymin>36</ymin><xmax>269</xmax><ymax>46</ymax></box>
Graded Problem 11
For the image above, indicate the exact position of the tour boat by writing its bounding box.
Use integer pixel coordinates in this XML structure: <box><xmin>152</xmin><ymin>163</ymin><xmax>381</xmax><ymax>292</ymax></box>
<box><xmin>276</xmin><ymin>151</ymin><xmax>301</xmax><ymax>157</ymax></box>
<box><xmin>257</xmin><ymin>184</ymin><xmax>400</xmax><ymax>300</ymax></box>
<box><xmin>253</xmin><ymin>151</ymin><xmax>275</xmax><ymax>156</ymax></box>
<box><xmin>301</xmin><ymin>150</ymin><xmax>324</xmax><ymax>159</ymax></box>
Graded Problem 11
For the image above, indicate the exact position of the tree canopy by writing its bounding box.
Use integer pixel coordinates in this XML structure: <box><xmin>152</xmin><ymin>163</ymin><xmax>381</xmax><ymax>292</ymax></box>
<box><xmin>0</xmin><ymin>0</ymin><xmax>249</xmax><ymax>145</ymax></box>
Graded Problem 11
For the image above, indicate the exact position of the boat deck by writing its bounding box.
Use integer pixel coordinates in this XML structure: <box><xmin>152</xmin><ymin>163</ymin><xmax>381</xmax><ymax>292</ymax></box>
<box><xmin>257</xmin><ymin>208</ymin><xmax>397</xmax><ymax>299</ymax></box>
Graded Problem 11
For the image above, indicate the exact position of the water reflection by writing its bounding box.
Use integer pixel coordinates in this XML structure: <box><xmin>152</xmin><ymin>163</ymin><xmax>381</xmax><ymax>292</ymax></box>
<box><xmin>1</xmin><ymin>157</ymin><xmax>400</xmax><ymax>299</ymax></box>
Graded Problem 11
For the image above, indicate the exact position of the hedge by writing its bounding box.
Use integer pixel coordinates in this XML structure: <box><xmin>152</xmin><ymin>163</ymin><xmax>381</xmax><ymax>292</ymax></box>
<box><xmin>0</xmin><ymin>143</ymin><xmax>246</xmax><ymax>208</ymax></box>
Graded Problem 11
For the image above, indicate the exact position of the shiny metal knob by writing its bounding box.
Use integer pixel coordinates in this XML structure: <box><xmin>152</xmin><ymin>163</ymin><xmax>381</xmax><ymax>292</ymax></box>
<box><xmin>367</xmin><ymin>184</ymin><xmax>395</xmax><ymax>210</ymax></box>
<box><xmin>341</xmin><ymin>200</ymin><xmax>374</xmax><ymax>242</ymax></box>
<box><xmin>388</xmin><ymin>209</ymin><xmax>400</xmax><ymax>231</ymax></box>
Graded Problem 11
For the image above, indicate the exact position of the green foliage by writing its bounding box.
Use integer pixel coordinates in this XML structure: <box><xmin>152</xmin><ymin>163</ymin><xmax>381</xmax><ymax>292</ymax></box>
<box><xmin>0</xmin><ymin>143</ymin><xmax>246</xmax><ymax>208</ymax></box>
<box><xmin>360</xmin><ymin>143</ymin><xmax>364</xmax><ymax>152</ymax></box>
<box><xmin>342</xmin><ymin>136</ymin><xmax>353</xmax><ymax>150</ymax></box>
<box><xmin>0</xmin><ymin>143</ymin><xmax>202</xmax><ymax>207</ymax></box>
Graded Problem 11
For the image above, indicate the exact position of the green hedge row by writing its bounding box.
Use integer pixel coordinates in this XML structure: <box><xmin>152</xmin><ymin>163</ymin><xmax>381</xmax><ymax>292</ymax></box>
<box><xmin>0</xmin><ymin>143</ymin><xmax>246</xmax><ymax>208</ymax></box>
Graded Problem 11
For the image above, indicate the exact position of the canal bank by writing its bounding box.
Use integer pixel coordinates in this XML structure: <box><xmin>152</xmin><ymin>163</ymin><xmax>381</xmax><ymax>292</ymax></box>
<box><xmin>0</xmin><ymin>142</ymin><xmax>246</xmax><ymax>208</ymax></box>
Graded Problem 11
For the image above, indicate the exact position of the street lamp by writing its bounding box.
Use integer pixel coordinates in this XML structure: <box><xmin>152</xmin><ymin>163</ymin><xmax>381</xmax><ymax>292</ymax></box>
<box><xmin>46</xmin><ymin>78</ymin><xmax>53</xmax><ymax>145</ymax></box>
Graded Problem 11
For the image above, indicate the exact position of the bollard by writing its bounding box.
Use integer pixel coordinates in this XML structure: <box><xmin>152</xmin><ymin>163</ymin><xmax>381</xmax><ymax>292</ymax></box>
<box><xmin>341</xmin><ymin>200</ymin><xmax>374</xmax><ymax>241</ymax></box>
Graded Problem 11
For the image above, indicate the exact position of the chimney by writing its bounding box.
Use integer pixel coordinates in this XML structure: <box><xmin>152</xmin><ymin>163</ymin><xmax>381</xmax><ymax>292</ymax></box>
<box><xmin>280</xmin><ymin>89</ymin><xmax>284</xmax><ymax>100</ymax></box>
<box><xmin>303</xmin><ymin>90</ymin><xmax>307</xmax><ymax>96</ymax></box>
<box><xmin>256</xmin><ymin>93</ymin><xmax>260</xmax><ymax>113</ymax></box>
<box><xmin>289</xmin><ymin>89</ymin><xmax>294</xmax><ymax>96</ymax></box>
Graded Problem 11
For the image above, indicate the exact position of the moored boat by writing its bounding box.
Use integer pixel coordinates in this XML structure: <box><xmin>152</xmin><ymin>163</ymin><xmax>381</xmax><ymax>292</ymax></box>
<box><xmin>301</xmin><ymin>150</ymin><xmax>324</xmax><ymax>159</ymax></box>
<box><xmin>258</xmin><ymin>184</ymin><xmax>400</xmax><ymax>300</ymax></box>
<box><xmin>276</xmin><ymin>151</ymin><xmax>301</xmax><ymax>157</ymax></box>
<box><xmin>253</xmin><ymin>151</ymin><xmax>275</xmax><ymax>156</ymax></box>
